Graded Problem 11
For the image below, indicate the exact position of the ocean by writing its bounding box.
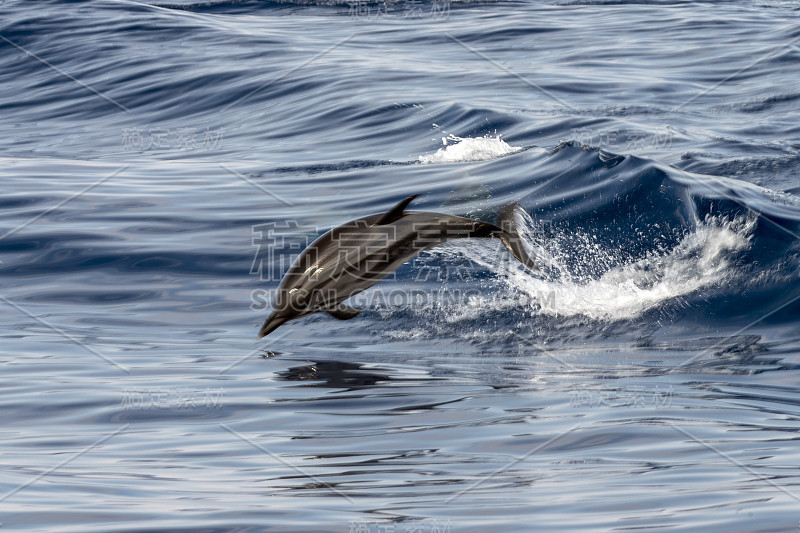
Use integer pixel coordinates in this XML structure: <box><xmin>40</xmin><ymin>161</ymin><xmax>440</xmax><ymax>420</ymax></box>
<box><xmin>1</xmin><ymin>0</ymin><xmax>800</xmax><ymax>531</ymax></box>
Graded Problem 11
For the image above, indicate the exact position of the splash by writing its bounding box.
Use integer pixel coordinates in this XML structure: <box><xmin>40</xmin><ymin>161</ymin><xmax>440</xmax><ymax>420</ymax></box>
<box><xmin>473</xmin><ymin>214</ymin><xmax>756</xmax><ymax>321</ymax></box>
<box><xmin>386</xmin><ymin>213</ymin><xmax>756</xmax><ymax>329</ymax></box>
<box><xmin>418</xmin><ymin>134</ymin><xmax>523</xmax><ymax>163</ymax></box>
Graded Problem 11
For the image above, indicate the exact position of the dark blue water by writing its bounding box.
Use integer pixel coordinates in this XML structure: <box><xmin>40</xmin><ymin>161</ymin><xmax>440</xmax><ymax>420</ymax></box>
<box><xmin>2</xmin><ymin>0</ymin><xmax>800</xmax><ymax>531</ymax></box>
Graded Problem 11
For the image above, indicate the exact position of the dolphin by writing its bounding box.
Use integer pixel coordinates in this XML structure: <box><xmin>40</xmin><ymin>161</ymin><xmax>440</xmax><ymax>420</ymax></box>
<box><xmin>259</xmin><ymin>195</ymin><xmax>538</xmax><ymax>337</ymax></box>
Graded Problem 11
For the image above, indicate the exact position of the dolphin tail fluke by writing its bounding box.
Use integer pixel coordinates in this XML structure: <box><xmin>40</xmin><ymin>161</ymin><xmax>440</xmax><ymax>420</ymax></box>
<box><xmin>495</xmin><ymin>203</ymin><xmax>539</xmax><ymax>271</ymax></box>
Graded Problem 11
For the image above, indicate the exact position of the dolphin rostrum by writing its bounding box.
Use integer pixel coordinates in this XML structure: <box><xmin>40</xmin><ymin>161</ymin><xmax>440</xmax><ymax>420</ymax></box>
<box><xmin>259</xmin><ymin>195</ymin><xmax>538</xmax><ymax>337</ymax></box>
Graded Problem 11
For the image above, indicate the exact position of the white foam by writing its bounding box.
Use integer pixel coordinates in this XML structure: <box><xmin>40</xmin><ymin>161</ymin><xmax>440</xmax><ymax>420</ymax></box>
<box><xmin>418</xmin><ymin>134</ymin><xmax>523</xmax><ymax>163</ymax></box>
<box><xmin>409</xmin><ymin>214</ymin><xmax>755</xmax><ymax>324</ymax></box>
<box><xmin>482</xmin><ymin>215</ymin><xmax>755</xmax><ymax>321</ymax></box>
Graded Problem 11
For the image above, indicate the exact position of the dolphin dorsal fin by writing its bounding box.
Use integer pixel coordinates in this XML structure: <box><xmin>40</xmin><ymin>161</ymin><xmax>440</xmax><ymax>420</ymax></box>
<box><xmin>374</xmin><ymin>195</ymin><xmax>418</xmax><ymax>225</ymax></box>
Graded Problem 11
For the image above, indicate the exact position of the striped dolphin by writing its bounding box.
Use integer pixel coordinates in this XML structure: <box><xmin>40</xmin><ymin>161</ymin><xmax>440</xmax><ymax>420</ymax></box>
<box><xmin>259</xmin><ymin>195</ymin><xmax>538</xmax><ymax>337</ymax></box>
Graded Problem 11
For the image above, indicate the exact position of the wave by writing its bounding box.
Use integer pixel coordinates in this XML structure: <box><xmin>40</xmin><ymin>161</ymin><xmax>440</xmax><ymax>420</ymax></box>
<box><xmin>364</xmin><ymin>142</ymin><xmax>800</xmax><ymax>334</ymax></box>
<box><xmin>475</xmin><ymin>213</ymin><xmax>755</xmax><ymax>321</ymax></box>
<box><xmin>418</xmin><ymin>134</ymin><xmax>526</xmax><ymax>163</ymax></box>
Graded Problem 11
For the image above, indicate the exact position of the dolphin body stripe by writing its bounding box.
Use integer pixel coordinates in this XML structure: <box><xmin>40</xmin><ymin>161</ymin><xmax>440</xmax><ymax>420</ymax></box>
<box><xmin>259</xmin><ymin>195</ymin><xmax>538</xmax><ymax>337</ymax></box>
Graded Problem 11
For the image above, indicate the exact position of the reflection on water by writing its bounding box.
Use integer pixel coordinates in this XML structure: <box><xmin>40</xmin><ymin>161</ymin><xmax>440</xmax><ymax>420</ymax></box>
<box><xmin>275</xmin><ymin>360</ymin><xmax>394</xmax><ymax>389</ymax></box>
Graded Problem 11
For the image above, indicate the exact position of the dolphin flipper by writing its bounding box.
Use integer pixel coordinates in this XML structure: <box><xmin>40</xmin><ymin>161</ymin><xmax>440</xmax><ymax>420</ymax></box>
<box><xmin>329</xmin><ymin>306</ymin><xmax>361</xmax><ymax>320</ymax></box>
